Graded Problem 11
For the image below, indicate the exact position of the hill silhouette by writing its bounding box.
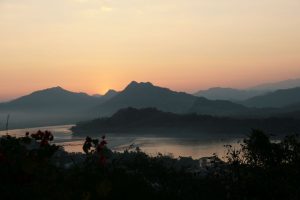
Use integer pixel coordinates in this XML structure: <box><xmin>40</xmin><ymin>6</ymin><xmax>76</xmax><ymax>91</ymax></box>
<box><xmin>194</xmin><ymin>87</ymin><xmax>264</xmax><ymax>101</ymax></box>
<box><xmin>249</xmin><ymin>78</ymin><xmax>300</xmax><ymax>91</ymax></box>
<box><xmin>0</xmin><ymin>86</ymin><xmax>100</xmax><ymax>112</ymax></box>
<box><xmin>189</xmin><ymin>98</ymin><xmax>249</xmax><ymax>116</ymax></box>
<box><xmin>0</xmin><ymin>87</ymin><xmax>104</xmax><ymax>128</ymax></box>
<box><xmin>72</xmin><ymin>107</ymin><xmax>300</xmax><ymax>135</ymax></box>
<box><xmin>2</xmin><ymin>81</ymin><xmax>300</xmax><ymax>129</ymax></box>
<box><xmin>242</xmin><ymin>87</ymin><xmax>300</xmax><ymax>108</ymax></box>
<box><xmin>92</xmin><ymin>81</ymin><xmax>198</xmax><ymax>116</ymax></box>
<box><xmin>93</xmin><ymin>81</ymin><xmax>248</xmax><ymax>117</ymax></box>
<box><xmin>194</xmin><ymin>78</ymin><xmax>300</xmax><ymax>101</ymax></box>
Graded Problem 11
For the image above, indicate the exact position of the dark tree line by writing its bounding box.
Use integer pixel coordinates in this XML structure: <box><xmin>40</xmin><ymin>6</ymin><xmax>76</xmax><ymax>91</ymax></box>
<box><xmin>0</xmin><ymin>129</ymin><xmax>300</xmax><ymax>200</ymax></box>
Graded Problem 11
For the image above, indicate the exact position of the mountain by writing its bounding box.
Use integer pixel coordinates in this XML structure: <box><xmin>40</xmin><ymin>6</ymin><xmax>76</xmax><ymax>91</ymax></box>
<box><xmin>269</xmin><ymin>102</ymin><xmax>300</xmax><ymax>119</ymax></box>
<box><xmin>93</xmin><ymin>81</ymin><xmax>248</xmax><ymax>117</ymax></box>
<box><xmin>72</xmin><ymin>107</ymin><xmax>300</xmax><ymax>136</ymax></box>
<box><xmin>188</xmin><ymin>98</ymin><xmax>249</xmax><ymax>116</ymax></box>
<box><xmin>92</xmin><ymin>94</ymin><xmax>103</xmax><ymax>98</ymax></box>
<box><xmin>0</xmin><ymin>87</ymin><xmax>101</xmax><ymax>129</ymax></box>
<box><xmin>249</xmin><ymin>78</ymin><xmax>300</xmax><ymax>91</ymax></box>
<box><xmin>6</xmin><ymin>81</ymin><xmax>296</xmax><ymax>130</ymax></box>
<box><xmin>93</xmin><ymin>89</ymin><xmax>118</xmax><ymax>100</ymax></box>
<box><xmin>194</xmin><ymin>87</ymin><xmax>264</xmax><ymax>101</ymax></box>
<box><xmin>242</xmin><ymin>87</ymin><xmax>300</xmax><ymax>108</ymax></box>
<box><xmin>194</xmin><ymin>78</ymin><xmax>300</xmax><ymax>101</ymax></box>
<box><xmin>0</xmin><ymin>87</ymin><xmax>101</xmax><ymax>112</ymax></box>
<box><xmin>101</xmin><ymin>89</ymin><xmax>119</xmax><ymax>101</ymax></box>
<box><xmin>93</xmin><ymin>81</ymin><xmax>197</xmax><ymax>116</ymax></box>
<box><xmin>0</xmin><ymin>82</ymin><xmax>249</xmax><ymax>129</ymax></box>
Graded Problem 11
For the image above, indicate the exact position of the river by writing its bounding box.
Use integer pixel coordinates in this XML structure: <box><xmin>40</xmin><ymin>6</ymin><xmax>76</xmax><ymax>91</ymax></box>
<box><xmin>0</xmin><ymin>125</ymin><xmax>242</xmax><ymax>159</ymax></box>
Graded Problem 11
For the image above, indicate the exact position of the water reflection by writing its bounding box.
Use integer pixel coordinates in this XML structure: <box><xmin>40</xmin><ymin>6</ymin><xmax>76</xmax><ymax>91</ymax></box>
<box><xmin>0</xmin><ymin>125</ymin><xmax>75</xmax><ymax>141</ymax></box>
<box><xmin>0</xmin><ymin>125</ymin><xmax>242</xmax><ymax>159</ymax></box>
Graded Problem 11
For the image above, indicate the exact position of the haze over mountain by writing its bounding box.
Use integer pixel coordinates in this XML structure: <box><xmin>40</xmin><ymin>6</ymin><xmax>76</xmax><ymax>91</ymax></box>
<box><xmin>248</xmin><ymin>78</ymin><xmax>300</xmax><ymax>91</ymax></box>
<box><xmin>194</xmin><ymin>78</ymin><xmax>300</xmax><ymax>101</ymax></box>
<box><xmin>194</xmin><ymin>87</ymin><xmax>264</xmax><ymax>101</ymax></box>
<box><xmin>242</xmin><ymin>87</ymin><xmax>300</xmax><ymax>108</ymax></box>
<box><xmin>2</xmin><ymin>79</ymin><xmax>300</xmax><ymax>130</ymax></box>
<box><xmin>0</xmin><ymin>87</ymin><xmax>104</xmax><ymax>129</ymax></box>
<box><xmin>0</xmin><ymin>87</ymin><xmax>100</xmax><ymax>112</ymax></box>
<box><xmin>189</xmin><ymin>98</ymin><xmax>249</xmax><ymax>116</ymax></box>
<box><xmin>1</xmin><ymin>82</ymin><xmax>248</xmax><ymax>129</ymax></box>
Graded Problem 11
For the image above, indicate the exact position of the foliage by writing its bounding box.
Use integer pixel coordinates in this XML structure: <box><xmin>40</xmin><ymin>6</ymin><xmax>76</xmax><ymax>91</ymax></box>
<box><xmin>0</xmin><ymin>130</ymin><xmax>300</xmax><ymax>200</ymax></box>
<box><xmin>224</xmin><ymin>129</ymin><xmax>300</xmax><ymax>199</ymax></box>
<box><xmin>82</xmin><ymin>135</ymin><xmax>110</xmax><ymax>166</ymax></box>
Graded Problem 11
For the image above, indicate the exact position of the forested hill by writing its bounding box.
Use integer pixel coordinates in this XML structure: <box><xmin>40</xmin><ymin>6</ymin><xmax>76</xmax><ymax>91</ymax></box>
<box><xmin>72</xmin><ymin>107</ymin><xmax>300</xmax><ymax>135</ymax></box>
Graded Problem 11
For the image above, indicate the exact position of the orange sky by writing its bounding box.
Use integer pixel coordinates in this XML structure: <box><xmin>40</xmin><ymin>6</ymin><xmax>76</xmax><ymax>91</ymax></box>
<box><xmin>0</xmin><ymin>0</ymin><xmax>300</xmax><ymax>101</ymax></box>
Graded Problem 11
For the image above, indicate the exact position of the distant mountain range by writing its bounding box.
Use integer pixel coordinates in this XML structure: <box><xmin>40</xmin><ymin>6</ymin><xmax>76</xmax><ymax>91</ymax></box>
<box><xmin>0</xmin><ymin>87</ymin><xmax>115</xmax><ymax>129</ymax></box>
<box><xmin>248</xmin><ymin>78</ymin><xmax>300</xmax><ymax>91</ymax></box>
<box><xmin>92</xmin><ymin>81</ymin><xmax>250</xmax><ymax>117</ymax></box>
<box><xmin>189</xmin><ymin>98</ymin><xmax>249</xmax><ymax>116</ymax></box>
<box><xmin>0</xmin><ymin>86</ymin><xmax>99</xmax><ymax>112</ymax></box>
<box><xmin>194</xmin><ymin>78</ymin><xmax>300</xmax><ymax>101</ymax></box>
<box><xmin>241</xmin><ymin>87</ymin><xmax>300</xmax><ymax>108</ymax></box>
<box><xmin>1</xmin><ymin>79</ymin><xmax>300</xmax><ymax>129</ymax></box>
<box><xmin>194</xmin><ymin>88</ymin><xmax>264</xmax><ymax>101</ymax></box>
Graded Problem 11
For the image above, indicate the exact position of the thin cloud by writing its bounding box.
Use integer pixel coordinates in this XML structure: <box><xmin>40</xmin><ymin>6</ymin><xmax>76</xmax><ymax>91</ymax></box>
<box><xmin>101</xmin><ymin>6</ymin><xmax>113</xmax><ymax>12</ymax></box>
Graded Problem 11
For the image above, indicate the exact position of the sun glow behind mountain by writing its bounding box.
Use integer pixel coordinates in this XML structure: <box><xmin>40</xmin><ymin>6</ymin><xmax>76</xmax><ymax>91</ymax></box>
<box><xmin>0</xmin><ymin>0</ymin><xmax>300</xmax><ymax>100</ymax></box>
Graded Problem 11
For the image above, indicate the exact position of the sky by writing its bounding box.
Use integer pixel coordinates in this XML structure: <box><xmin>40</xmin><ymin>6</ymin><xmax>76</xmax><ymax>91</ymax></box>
<box><xmin>0</xmin><ymin>0</ymin><xmax>300</xmax><ymax>101</ymax></box>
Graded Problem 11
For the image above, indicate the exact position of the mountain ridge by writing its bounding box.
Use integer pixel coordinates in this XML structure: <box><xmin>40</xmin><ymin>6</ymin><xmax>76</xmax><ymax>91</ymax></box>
<box><xmin>248</xmin><ymin>78</ymin><xmax>300</xmax><ymax>91</ymax></box>
<box><xmin>242</xmin><ymin>87</ymin><xmax>300</xmax><ymax>108</ymax></box>
<box><xmin>72</xmin><ymin>107</ymin><xmax>300</xmax><ymax>135</ymax></box>
<box><xmin>93</xmin><ymin>81</ymin><xmax>249</xmax><ymax>117</ymax></box>
<box><xmin>2</xmin><ymin>80</ymin><xmax>300</xmax><ymax>129</ymax></box>
<box><xmin>194</xmin><ymin>87</ymin><xmax>264</xmax><ymax>101</ymax></box>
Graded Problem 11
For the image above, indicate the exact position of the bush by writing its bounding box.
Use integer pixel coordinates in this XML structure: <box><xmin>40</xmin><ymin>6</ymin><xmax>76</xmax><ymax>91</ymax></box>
<box><xmin>1</xmin><ymin>130</ymin><xmax>300</xmax><ymax>200</ymax></box>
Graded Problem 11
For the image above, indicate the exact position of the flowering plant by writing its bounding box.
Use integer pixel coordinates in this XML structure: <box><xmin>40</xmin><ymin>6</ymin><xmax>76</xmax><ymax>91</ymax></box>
<box><xmin>83</xmin><ymin>135</ymin><xmax>109</xmax><ymax>166</ymax></box>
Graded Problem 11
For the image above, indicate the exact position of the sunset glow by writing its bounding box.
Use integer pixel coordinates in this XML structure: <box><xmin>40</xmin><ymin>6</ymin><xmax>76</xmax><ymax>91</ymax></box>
<box><xmin>1</xmin><ymin>0</ymin><xmax>300</xmax><ymax>100</ymax></box>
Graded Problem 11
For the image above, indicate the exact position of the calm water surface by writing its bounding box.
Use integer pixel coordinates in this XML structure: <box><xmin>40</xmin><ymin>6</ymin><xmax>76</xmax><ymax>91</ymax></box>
<box><xmin>0</xmin><ymin>125</ymin><xmax>242</xmax><ymax>159</ymax></box>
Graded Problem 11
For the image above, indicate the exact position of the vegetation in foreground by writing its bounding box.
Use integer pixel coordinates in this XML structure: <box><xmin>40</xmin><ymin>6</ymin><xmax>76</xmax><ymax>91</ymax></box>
<box><xmin>0</xmin><ymin>129</ymin><xmax>300</xmax><ymax>200</ymax></box>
